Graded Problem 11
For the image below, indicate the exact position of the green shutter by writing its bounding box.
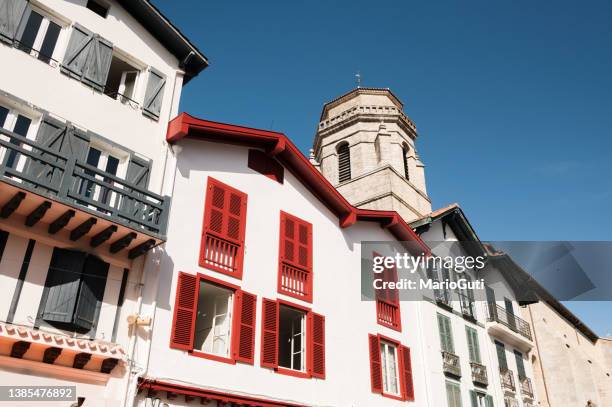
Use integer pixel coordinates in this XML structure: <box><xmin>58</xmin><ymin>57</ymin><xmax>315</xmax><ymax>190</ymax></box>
<box><xmin>514</xmin><ymin>350</ymin><xmax>526</xmax><ymax>379</ymax></box>
<box><xmin>438</xmin><ymin>313</ymin><xmax>455</xmax><ymax>353</ymax></box>
<box><xmin>466</xmin><ymin>327</ymin><xmax>481</xmax><ymax>363</ymax></box>
<box><xmin>495</xmin><ymin>341</ymin><xmax>507</xmax><ymax>370</ymax></box>
<box><xmin>485</xmin><ymin>394</ymin><xmax>494</xmax><ymax>407</ymax></box>
<box><xmin>446</xmin><ymin>381</ymin><xmax>463</xmax><ymax>407</ymax></box>
<box><xmin>470</xmin><ymin>390</ymin><xmax>478</xmax><ymax>407</ymax></box>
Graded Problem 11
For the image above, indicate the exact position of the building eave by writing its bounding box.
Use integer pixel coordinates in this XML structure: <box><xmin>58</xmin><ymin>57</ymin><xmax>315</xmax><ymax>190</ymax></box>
<box><xmin>117</xmin><ymin>0</ymin><xmax>208</xmax><ymax>83</ymax></box>
<box><xmin>166</xmin><ymin>113</ymin><xmax>430</xmax><ymax>254</ymax></box>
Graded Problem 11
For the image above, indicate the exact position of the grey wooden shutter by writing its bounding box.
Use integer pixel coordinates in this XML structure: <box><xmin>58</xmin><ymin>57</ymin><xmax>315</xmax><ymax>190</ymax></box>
<box><xmin>39</xmin><ymin>249</ymin><xmax>86</xmax><ymax>324</ymax></box>
<box><xmin>27</xmin><ymin>117</ymin><xmax>89</xmax><ymax>191</ymax></box>
<box><xmin>82</xmin><ymin>35</ymin><xmax>113</xmax><ymax>91</ymax></box>
<box><xmin>142</xmin><ymin>69</ymin><xmax>166</xmax><ymax>120</ymax></box>
<box><xmin>495</xmin><ymin>341</ymin><xmax>507</xmax><ymax>370</ymax></box>
<box><xmin>0</xmin><ymin>0</ymin><xmax>28</xmax><ymax>44</ymax></box>
<box><xmin>119</xmin><ymin>156</ymin><xmax>151</xmax><ymax>220</ymax></box>
<box><xmin>61</xmin><ymin>24</ymin><xmax>95</xmax><ymax>79</ymax></box>
<box><xmin>73</xmin><ymin>255</ymin><xmax>109</xmax><ymax>333</ymax></box>
<box><xmin>514</xmin><ymin>350</ymin><xmax>526</xmax><ymax>378</ymax></box>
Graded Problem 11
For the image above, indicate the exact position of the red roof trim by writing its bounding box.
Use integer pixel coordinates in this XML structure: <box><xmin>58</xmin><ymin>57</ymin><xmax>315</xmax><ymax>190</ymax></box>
<box><xmin>167</xmin><ymin>113</ymin><xmax>430</xmax><ymax>254</ymax></box>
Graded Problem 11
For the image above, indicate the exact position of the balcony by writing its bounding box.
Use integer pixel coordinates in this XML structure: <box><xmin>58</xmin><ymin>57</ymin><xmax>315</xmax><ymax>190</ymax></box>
<box><xmin>470</xmin><ymin>362</ymin><xmax>488</xmax><ymax>386</ymax></box>
<box><xmin>0</xmin><ymin>128</ymin><xmax>169</xmax><ymax>258</ymax></box>
<box><xmin>500</xmin><ymin>368</ymin><xmax>516</xmax><ymax>393</ymax></box>
<box><xmin>442</xmin><ymin>351</ymin><xmax>461</xmax><ymax>377</ymax></box>
<box><xmin>435</xmin><ymin>288</ymin><xmax>452</xmax><ymax>309</ymax></box>
<box><xmin>459</xmin><ymin>292</ymin><xmax>476</xmax><ymax>320</ymax></box>
<box><xmin>486</xmin><ymin>304</ymin><xmax>533</xmax><ymax>352</ymax></box>
<box><xmin>520</xmin><ymin>377</ymin><xmax>534</xmax><ymax>398</ymax></box>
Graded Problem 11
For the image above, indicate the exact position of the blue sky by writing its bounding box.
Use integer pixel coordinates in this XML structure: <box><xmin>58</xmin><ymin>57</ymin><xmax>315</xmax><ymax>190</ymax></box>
<box><xmin>155</xmin><ymin>0</ymin><xmax>612</xmax><ymax>336</ymax></box>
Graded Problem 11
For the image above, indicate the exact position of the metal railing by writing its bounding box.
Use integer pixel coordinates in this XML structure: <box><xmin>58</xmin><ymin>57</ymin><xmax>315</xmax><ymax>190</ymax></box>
<box><xmin>435</xmin><ymin>288</ymin><xmax>452</xmax><ymax>307</ymax></box>
<box><xmin>0</xmin><ymin>128</ymin><xmax>169</xmax><ymax>236</ymax></box>
<box><xmin>458</xmin><ymin>292</ymin><xmax>475</xmax><ymax>318</ymax></box>
<box><xmin>442</xmin><ymin>351</ymin><xmax>461</xmax><ymax>377</ymax></box>
<box><xmin>520</xmin><ymin>376</ymin><xmax>534</xmax><ymax>398</ymax></box>
<box><xmin>500</xmin><ymin>368</ymin><xmax>516</xmax><ymax>392</ymax></box>
<box><xmin>470</xmin><ymin>362</ymin><xmax>488</xmax><ymax>386</ymax></box>
<box><xmin>12</xmin><ymin>39</ymin><xmax>60</xmax><ymax>67</ymax></box>
<box><xmin>488</xmin><ymin>303</ymin><xmax>532</xmax><ymax>341</ymax></box>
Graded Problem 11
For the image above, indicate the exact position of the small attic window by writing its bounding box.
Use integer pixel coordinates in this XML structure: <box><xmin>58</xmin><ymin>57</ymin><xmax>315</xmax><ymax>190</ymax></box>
<box><xmin>86</xmin><ymin>0</ymin><xmax>109</xmax><ymax>18</ymax></box>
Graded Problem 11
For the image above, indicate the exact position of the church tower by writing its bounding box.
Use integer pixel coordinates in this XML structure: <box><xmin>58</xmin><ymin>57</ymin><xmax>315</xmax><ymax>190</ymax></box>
<box><xmin>312</xmin><ymin>88</ymin><xmax>431</xmax><ymax>222</ymax></box>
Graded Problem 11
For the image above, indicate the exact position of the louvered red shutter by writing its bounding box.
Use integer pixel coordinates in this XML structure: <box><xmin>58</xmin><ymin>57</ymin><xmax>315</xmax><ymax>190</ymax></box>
<box><xmin>233</xmin><ymin>290</ymin><xmax>257</xmax><ymax>364</ymax></box>
<box><xmin>401</xmin><ymin>346</ymin><xmax>414</xmax><ymax>401</ymax></box>
<box><xmin>368</xmin><ymin>334</ymin><xmax>382</xmax><ymax>393</ymax></box>
<box><xmin>200</xmin><ymin>177</ymin><xmax>248</xmax><ymax>277</ymax></box>
<box><xmin>280</xmin><ymin>212</ymin><xmax>312</xmax><ymax>271</ymax></box>
<box><xmin>309</xmin><ymin>312</ymin><xmax>325</xmax><ymax>379</ymax></box>
<box><xmin>260</xmin><ymin>298</ymin><xmax>278</xmax><ymax>368</ymax></box>
<box><xmin>170</xmin><ymin>272</ymin><xmax>198</xmax><ymax>350</ymax></box>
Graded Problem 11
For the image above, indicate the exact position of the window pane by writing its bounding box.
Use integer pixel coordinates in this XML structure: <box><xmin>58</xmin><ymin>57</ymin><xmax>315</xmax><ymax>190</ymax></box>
<box><xmin>39</xmin><ymin>20</ymin><xmax>61</xmax><ymax>63</ymax></box>
<box><xmin>0</xmin><ymin>106</ymin><xmax>8</xmax><ymax>127</ymax></box>
<box><xmin>19</xmin><ymin>11</ymin><xmax>43</xmax><ymax>50</ymax></box>
<box><xmin>105</xmin><ymin>155</ymin><xmax>119</xmax><ymax>175</ymax></box>
<box><xmin>6</xmin><ymin>115</ymin><xmax>31</xmax><ymax>168</ymax></box>
<box><xmin>194</xmin><ymin>280</ymin><xmax>233</xmax><ymax>357</ymax></box>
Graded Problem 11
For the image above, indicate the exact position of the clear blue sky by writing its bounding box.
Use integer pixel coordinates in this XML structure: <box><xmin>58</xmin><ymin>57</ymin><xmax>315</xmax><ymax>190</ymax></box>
<box><xmin>154</xmin><ymin>0</ymin><xmax>612</xmax><ymax>336</ymax></box>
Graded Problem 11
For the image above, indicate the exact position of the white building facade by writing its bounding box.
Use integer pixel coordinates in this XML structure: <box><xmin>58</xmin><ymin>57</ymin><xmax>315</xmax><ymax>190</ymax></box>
<box><xmin>0</xmin><ymin>0</ymin><xmax>206</xmax><ymax>405</ymax></box>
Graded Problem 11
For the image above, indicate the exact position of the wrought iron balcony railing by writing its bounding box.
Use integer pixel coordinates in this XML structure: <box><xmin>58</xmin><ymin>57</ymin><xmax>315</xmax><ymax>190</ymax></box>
<box><xmin>458</xmin><ymin>292</ymin><xmax>476</xmax><ymax>319</ymax></box>
<box><xmin>488</xmin><ymin>303</ymin><xmax>532</xmax><ymax>341</ymax></box>
<box><xmin>0</xmin><ymin>128</ymin><xmax>169</xmax><ymax>237</ymax></box>
<box><xmin>500</xmin><ymin>368</ymin><xmax>516</xmax><ymax>392</ymax></box>
<box><xmin>520</xmin><ymin>376</ymin><xmax>534</xmax><ymax>398</ymax></box>
<box><xmin>435</xmin><ymin>288</ymin><xmax>452</xmax><ymax>307</ymax></box>
<box><xmin>442</xmin><ymin>351</ymin><xmax>461</xmax><ymax>377</ymax></box>
<box><xmin>470</xmin><ymin>362</ymin><xmax>488</xmax><ymax>386</ymax></box>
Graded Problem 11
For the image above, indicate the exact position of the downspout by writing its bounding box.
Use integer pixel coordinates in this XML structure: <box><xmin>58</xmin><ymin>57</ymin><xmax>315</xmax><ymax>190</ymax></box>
<box><xmin>121</xmin><ymin>70</ymin><xmax>184</xmax><ymax>407</ymax></box>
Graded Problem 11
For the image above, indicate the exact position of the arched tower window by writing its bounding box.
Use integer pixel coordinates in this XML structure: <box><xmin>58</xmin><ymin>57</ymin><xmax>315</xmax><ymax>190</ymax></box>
<box><xmin>402</xmin><ymin>143</ymin><xmax>410</xmax><ymax>180</ymax></box>
<box><xmin>337</xmin><ymin>142</ymin><xmax>351</xmax><ymax>182</ymax></box>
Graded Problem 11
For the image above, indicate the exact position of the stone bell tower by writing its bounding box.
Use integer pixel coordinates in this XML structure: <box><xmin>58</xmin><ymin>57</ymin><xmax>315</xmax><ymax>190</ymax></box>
<box><xmin>311</xmin><ymin>88</ymin><xmax>431</xmax><ymax>222</ymax></box>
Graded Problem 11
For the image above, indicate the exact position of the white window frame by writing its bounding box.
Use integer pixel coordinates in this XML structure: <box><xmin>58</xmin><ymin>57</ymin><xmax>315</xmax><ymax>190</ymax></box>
<box><xmin>475</xmin><ymin>392</ymin><xmax>487</xmax><ymax>407</ymax></box>
<box><xmin>380</xmin><ymin>340</ymin><xmax>401</xmax><ymax>397</ymax></box>
<box><xmin>83</xmin><ymin>141</ymin><xmax>129</xmax><ymax>208</ymax></box>
<box><xmin>288</xmin><ymin>311</ymin><xmax>306</xmax><ymax>372</ymax></box>
<box><xmin>19</xmin><ymin>4</ymin><xmax>68</xmax><ymax>63</ymax></box>
<box><xmin>0</xmin><ymin>103</ymin><xmax>39</xmax><ymax>174</ymax></box>
<box><xmin>106</xmin><ymin>48</ymin><xmax>146</xmax><ymax>106</ymax></box>
<box><xmin>204</xmin><ymin>290</ymin><xmax>233</xmax><ymax>357</ymax></box>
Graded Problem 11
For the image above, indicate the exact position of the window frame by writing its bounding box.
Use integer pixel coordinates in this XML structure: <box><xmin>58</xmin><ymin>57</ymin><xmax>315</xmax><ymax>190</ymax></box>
<box><xmin>276</xmin><ymin>299</ymin><xmax>310</xmax><ymax>378</ymax></box>
<box><xmin>368</xmin><ymin>333</ymin><xmax>414</xmax><ymax>401</ymax></box>
<box><xmin>260</xmin><ymin>298</ymin><xmax>325</xmax><ymax>379</ymax></box>
<box><xmin>15</xmin><ymin>4</ymin><xmax>67</xmax><ymax>64</ymax></box>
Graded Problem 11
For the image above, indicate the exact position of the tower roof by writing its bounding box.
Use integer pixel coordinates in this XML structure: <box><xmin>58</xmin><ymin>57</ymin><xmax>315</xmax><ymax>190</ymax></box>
<box><xmin>320</xmin><ymin>87</ymin><xmax>404</xmax><ymax>121</ymax></box>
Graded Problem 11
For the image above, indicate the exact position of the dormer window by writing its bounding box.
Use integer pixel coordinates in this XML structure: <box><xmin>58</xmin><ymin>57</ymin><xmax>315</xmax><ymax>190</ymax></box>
<box><xmin>86</xmin><ymin>0</ymin><xmax>109</xmax><ymax>18</ymax></box>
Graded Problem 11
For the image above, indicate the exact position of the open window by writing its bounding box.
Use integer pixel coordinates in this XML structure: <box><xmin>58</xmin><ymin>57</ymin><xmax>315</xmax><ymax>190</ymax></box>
<box><xmin>470</xmin><ymin>390</ymin><xmax>494</xmax><ymax>407</ymax></box>
<box><xmin>194</xmin><ymin>279</ymin><xmax>234</xmax><ymax>358</ymax></box>
<box><xmin>260</xmin><ymin>299</ymin><xmax>325</xmax><ymax>379</ymax></box>
<box><xmin>373</xmin><ymin>252</ymin><xmax>401</xmax><ymax>331</ymax></box>
<box><xmin>170</xmin><ymin>272</ymin><xmax>257</xmax><ymax>365</ymax></box>
<box><xmin>104</xmin><ymin>54</ymin><xmax>140</xmax><ymax>106</ymax></box>
<box><xmin>380</xmin><ymin>339</ymin><xmax>401</xmax><ymax>396</ymax></box>
<box><xmin>278</xmin><ymin>304</ymin><xmax>306</xmax><ymax>372</ymax></box>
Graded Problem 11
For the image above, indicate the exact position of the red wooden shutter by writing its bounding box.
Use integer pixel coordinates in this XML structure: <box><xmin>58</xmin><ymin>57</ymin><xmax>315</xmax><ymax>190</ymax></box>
<box><xmin>170</xmin><ymin>272</ymin><xmax>198</xmax><ymax>350</ymax></box>
<box><xmin>260</xmin><ymin>298</ymin><xmax>278</xmax><ymax>368</ymax></box>
<box><xmin>401</xmin><ymin>345</ymin><xmax>414</xmax><ymax>401</ymax></box>
<box><xmin>280</xmin><ymin>212</ymin><xmax>312</xmax><ymax>271</ymax></box>
<box><xmin>200</xmin><ymin>177</ymin><xmax>248</xmax><ymax>277</ymax></box>
<box><xmin>233</xmin><ymin>290</ymin><xmax>257</xmax><ymax>364</ymax></box>
<box><xmin>309</xmin><ymin>312</ymin><xmax>325</xmax><ymax>379</ymax></box>
<box><xmin>368</xmin><ymin>334</ymin><xmax>382</xmax><ymax>393</ymax></box>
